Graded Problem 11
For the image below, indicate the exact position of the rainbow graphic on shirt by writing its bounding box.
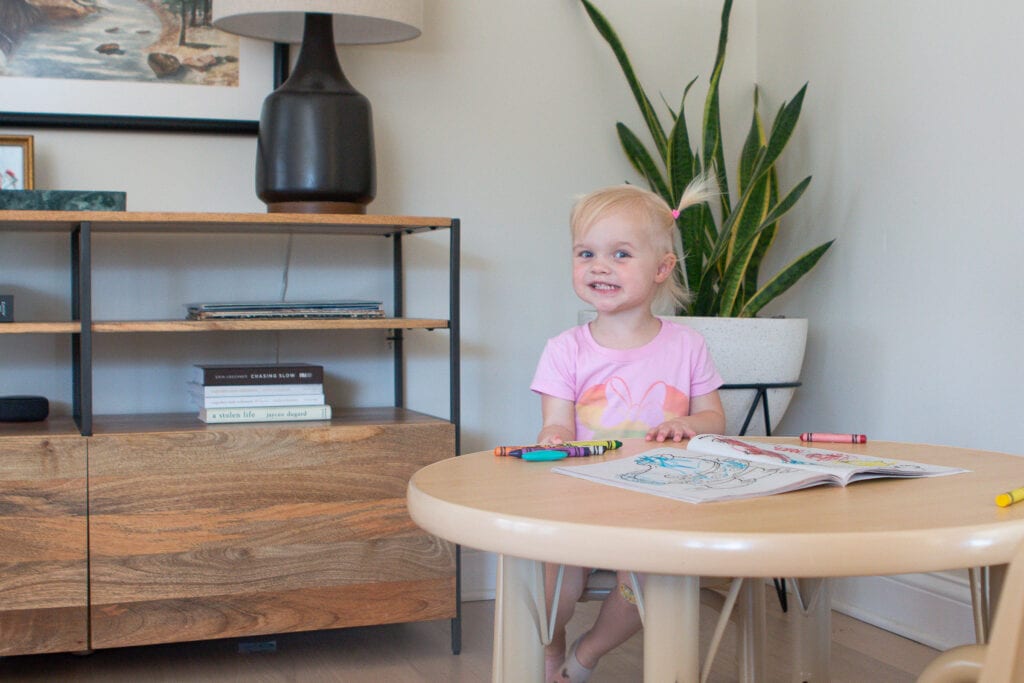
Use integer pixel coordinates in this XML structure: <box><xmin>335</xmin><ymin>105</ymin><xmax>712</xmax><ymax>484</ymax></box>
<box><xmin>577</xmin><ymin>376</ymin><xmax>690</xmax><ymax>439</ymax></box>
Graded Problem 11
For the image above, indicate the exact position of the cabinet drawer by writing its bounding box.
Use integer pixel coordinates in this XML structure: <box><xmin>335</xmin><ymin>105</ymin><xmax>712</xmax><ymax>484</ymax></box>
<box><xmin>87</xmin><ymin>416</ymin><xmax>456</xmax><ymax>648</ymax></box>
<box><xmin>0</xmin><ymin>433</ymin><xmax>88</xmax><ymax>655</ymax></box>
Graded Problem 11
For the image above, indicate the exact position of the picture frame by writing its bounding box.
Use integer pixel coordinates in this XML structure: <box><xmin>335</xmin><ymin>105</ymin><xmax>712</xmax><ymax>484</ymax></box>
<box><xmin>0</xmin><ymin>136</ymin><xmax>34</xmax><ymax>190</ymax></box>
<box><xmin>0</xmin><ymin>11</ymin><xmax>286</xmax><ymax>135</ymax></box>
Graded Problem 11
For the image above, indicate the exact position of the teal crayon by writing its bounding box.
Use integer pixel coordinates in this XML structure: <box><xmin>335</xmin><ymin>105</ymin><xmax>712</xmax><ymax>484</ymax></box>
<box><xmin>521</xmin><ymin>450</ymin><xmax>569</xmax><ymax>462</ymax></box>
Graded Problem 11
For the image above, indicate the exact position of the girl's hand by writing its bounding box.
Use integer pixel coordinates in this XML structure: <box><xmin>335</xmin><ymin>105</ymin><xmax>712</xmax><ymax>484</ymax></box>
<box><xmin>645</xmin><ymin>419</ymin><xmax>698</xmax><ymax>442</ymax></box>
<box><xmin>536</xmin><ymin>428</ymin><xmax>567</xmax><ymax>446</ymax></box>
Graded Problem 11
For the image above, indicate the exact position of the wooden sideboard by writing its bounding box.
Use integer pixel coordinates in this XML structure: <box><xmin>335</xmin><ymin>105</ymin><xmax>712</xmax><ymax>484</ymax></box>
<box><xmin>0</xmin><ymin>212</ymin><xmax>460</xmax><ymax>655</ymax></box>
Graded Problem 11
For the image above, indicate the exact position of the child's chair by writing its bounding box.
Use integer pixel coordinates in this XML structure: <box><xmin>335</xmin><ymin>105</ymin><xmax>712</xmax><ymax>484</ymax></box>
<box><xmin>916</xmin><ymin>540</ymin><xmax>1024</xmax><ymax>683</ymax></box>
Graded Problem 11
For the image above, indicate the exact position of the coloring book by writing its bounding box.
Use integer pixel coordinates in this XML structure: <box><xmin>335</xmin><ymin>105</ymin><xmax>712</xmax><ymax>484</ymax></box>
<box><xmin>551</xmin><ymin>435</ymin><xmax>968</xmax><ymax>504</ymax></box>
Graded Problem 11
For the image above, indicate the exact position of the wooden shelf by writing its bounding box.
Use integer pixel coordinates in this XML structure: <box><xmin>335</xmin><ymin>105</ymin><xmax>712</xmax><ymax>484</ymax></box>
<box><xmin>0</xmin><ymin>210</ymin><xmax>461</xmax><ymax>656</ymax></box>
<box><xmin>0</xmin><ymin>321</ymin><xmax>81</xmax><ymax>334</ymax></box>
<box><xmin>89</xmin><ymin>407</ymin><xmax>448</xmax><ymax>435</ymax></box>
<box><xmin>0</xmin><ymin>319</ymin><xmax>447</xmax><ymax>334</ymax></box>
<box><xmin>91</xmin><ymin>318</ymin><xmax>448</xmax><ymax>333</ymax></box>
<box><xmin>0</xmin><ymin>415</ymin><xmax>81</xmax><ymax>438</ymax></box>
<box><xmin>0</xmin><ymin>210</ymin><xmax>452</xmax><ymax>236</ymax></box>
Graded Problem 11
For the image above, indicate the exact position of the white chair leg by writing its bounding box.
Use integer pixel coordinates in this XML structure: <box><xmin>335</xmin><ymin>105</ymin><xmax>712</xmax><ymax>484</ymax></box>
<box><xmin>701</xmin><ymin>577</ymin><xmax>746</xmax><ymax>683</ymax></box>
<box><xmin>968</xmin><ymin>566</ymin><xmax>989</xmax><ymax>644</ymax></box>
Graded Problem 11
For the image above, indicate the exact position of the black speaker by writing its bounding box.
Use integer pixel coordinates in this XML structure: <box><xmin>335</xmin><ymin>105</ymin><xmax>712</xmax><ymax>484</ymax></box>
<box><xmin>0</xmin><ymin>395</ymin><xmax>49</xmax><ymax>422</ymax></box>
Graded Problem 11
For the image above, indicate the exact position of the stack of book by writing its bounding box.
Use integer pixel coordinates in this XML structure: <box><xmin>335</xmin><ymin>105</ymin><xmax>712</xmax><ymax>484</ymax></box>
<box><xmin>190</xmin><ymin>363</ymin><xmax>332</xmax><ymax>424</ymax></box>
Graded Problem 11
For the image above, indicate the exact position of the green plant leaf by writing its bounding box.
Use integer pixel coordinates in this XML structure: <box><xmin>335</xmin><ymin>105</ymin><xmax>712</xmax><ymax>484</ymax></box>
<box><xmin>745</xmin><ymin>165</ymin><xmax>779</xmax><ymax>294</ymax></box>
<box><xmin>718</xmin><ymin>175</ymin><xmax>771</xmax><ymax>315</ymax></box>
<box><xmin>737</xmin><ymin>240</ymin><xmax>834</xmax><ymax>317</ymax></box>
<box><xmin>738</xmin><ymin>87</ymin><xmax>765</xmax><ymax>194</ymax></box>
<box><xmin>761</xmin><ymin>175</ymin><xmax>811</xmax><ymax>227</ymax></box>
<box><xmin>667</xmin><ymin>80</ymin><xmax>699</xmax><ymax>204</ymax></box>
<box><xmin>758</xmin><ymin>83</ymin><xmax>807</xmax><ymax>174</ymax></box>
<box><xmin>581</xmin><ymin>0</ymin><xmax>668</xmax><ymax>159</ymax></box>
<box><xmin>617</xmin><ymin>123</ymin><xmax>670</xmax><ymax>200</ymax></box>
<box><xmin>702</xmin><ymin>0</ymin><xmax>733</xmax><ymax>216</ymax></box>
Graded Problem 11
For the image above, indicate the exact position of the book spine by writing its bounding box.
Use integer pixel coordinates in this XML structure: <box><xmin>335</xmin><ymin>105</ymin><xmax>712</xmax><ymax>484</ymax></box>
<box><xmin>191</xmin><ymin>393</ymin><xmax>325</xmax><ymax>408</ymax></box>
<box><xmin>192</xmin><ymin>365</ymin><xmax>323</xmax><ymax>386</ymax></box>
<box><xmin>187</xmin><ymin>382</ymin><xmax>325</xmax><ymax>397</ymax></box>
<box><xmin>198</xmin><ymin>405</ymin><xmax>333</xmax><ymax>424</ymax></box>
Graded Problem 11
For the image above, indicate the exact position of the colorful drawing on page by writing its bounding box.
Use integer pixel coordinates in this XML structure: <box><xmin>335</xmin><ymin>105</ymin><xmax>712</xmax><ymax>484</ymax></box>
<box><xmin>704</xmin><ymin>435</ymin><xmax>923</xmax><ymax>471</ymax></box>
<box><xmin>620</xmin><ymin>453</ymin><xmax>793</xmax><ymax>492</ymax></box>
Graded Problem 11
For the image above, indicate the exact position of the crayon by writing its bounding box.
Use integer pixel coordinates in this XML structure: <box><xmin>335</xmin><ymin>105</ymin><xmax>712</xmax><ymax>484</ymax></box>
<box><xmin>996</xmin><ymin>486</ymin><xmax>1024</xmax><ymax>508</ymax></box>
<box><xmin>521</xmin><ymin>449</ymin><xmax>570</xmax><ymax>462</ymax></box>
<box><xmin>800</xmin><ymin>433</ymin><xmax>867</xmax><ymax>444</ymax></box>
<box><xmin>493</xmin><ymin>440</ymin><xmax>622</xmax><ymax>456</ymax></box>
<box><xmin>565</xmin><ymin>440</ymin><xmax>622</xmax><ymax>450</ymax></box>
<box><xmin>494</xmin><ymin>445</ymin><xmax>527</xmax><ymax>456</ymax></box>
<box><xmin>509</xmin><ymin>445</ymin><xmax>605</xmax><ymax>458</ymax></box>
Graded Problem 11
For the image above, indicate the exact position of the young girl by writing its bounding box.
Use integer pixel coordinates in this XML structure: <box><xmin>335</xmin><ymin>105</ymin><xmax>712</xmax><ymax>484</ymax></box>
<box><xmin>531</xmin><ymin>180</ymin><xmax>726</xmax><ymax>682</ymax></box>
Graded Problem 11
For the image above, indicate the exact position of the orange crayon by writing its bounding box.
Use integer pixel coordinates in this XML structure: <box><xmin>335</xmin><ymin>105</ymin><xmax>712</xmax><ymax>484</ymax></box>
<box><xmin>494</xmin><ymin>445</ymin><xmax>531</xmax><ymax>457</ymax></box>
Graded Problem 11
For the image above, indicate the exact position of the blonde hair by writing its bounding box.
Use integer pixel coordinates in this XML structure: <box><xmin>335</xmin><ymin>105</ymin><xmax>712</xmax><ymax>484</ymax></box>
<box><xmin>570</xmin><ymin>176</ymin><xmax>714</xmax><ymax>312</ymax></box>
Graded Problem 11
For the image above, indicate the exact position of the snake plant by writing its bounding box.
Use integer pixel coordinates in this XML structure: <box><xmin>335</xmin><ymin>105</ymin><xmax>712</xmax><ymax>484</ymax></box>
<box><xmin>581</xmin><ymin>0</ymin><xmax>833</xmax><ymax>317</ymax></box>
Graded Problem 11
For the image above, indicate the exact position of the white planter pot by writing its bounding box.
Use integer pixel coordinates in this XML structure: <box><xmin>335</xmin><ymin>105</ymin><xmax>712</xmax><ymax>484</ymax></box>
<box><xmin>577</xmin><ymin>312</ymin><xmax>808</xmax><ymax>436</ymax></box>
<box><xmin>665</xmin><ymin>316</ymin><xmax>808</xmax><ymax>436</ymax></box>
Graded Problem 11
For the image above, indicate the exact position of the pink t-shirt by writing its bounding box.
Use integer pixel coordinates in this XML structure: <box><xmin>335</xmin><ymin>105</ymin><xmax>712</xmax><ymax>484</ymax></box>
<box><xmin>530</xmin><ymin>319</ymin><xmax>722</xmax><ymax>440</ymax></box>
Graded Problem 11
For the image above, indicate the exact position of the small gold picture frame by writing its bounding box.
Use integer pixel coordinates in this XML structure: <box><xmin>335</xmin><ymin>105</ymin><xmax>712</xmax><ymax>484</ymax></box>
<box><xmin>0</xmin><ymin>135</ymin><xmax>34</xmax><ymax>191</ymax></box>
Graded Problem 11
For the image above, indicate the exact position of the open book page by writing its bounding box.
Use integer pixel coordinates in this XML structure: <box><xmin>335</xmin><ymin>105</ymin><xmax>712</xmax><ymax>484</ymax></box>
<box><xmin>551</xmin><ymin>436</ymin><xmax>969</xmax><ymax>504</ymax></box>
<box><xmin>685</xmin><ymin>435</ymin><xmax>967</xmax><ymax>485</ymax></box>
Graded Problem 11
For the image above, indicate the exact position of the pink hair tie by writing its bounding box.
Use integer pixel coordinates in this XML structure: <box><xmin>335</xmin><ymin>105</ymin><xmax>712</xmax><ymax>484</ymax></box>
<box><xmin>671</xmin><ymin>209</ymin><xmax>681</xmax><ymax>219</ymax></box>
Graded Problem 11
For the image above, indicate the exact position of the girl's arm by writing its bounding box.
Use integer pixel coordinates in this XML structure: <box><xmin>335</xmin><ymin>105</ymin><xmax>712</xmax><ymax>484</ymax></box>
<box><xmin>646</xmin><ymin>390</ymin><xmax>726</xmax><ymax>442</ymax></box>
<box><xmin>537</xmin><ymin>394</ymin><xmax>576</xmax><ymax>444</ymax></box>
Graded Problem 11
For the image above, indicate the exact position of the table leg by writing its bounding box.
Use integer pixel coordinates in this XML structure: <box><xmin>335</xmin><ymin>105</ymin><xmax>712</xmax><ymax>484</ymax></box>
<box><xmin>642</xmin><ymin>574</ymin><xmax>700</xmax><ymax>683</ymax></box>
<box><xmin>492</xmin><ymin>554</ymin><xmax>545</xmax><ymax>683</ymax></box>
<box><xmin>790</xmin><ymin>578</ymin><xmax>831</xmax><ymax>682</ymax></box>
<box><xmin>736</xmin><ymin>578</ymin><xmax>767</xmax><ymax>682</ymax></box>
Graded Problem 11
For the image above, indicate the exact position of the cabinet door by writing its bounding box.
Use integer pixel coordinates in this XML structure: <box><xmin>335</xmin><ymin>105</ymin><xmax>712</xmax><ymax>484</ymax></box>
<box><xmin>0</xmin><ymin>432</ymin><xmax>88</xmax><ymax>655</ymax></box>
<box><xmin>87</xmin><ymin>414</ymin><xmax>456</xmax><ymax>648</ymax></box>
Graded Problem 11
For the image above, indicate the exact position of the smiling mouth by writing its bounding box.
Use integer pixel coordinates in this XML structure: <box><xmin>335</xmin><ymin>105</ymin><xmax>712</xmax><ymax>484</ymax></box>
<box><xmin>590</xmin><ymin>283</ymin><xmax>619</xmax><ymax>291</ymax></box>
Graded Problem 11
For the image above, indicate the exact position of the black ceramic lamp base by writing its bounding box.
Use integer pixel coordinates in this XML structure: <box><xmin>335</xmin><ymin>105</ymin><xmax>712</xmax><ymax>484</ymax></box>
<box><xmin>256</xmin><ymin>13</ymin><xmax>375</xmax><ymax>214</ymax></box>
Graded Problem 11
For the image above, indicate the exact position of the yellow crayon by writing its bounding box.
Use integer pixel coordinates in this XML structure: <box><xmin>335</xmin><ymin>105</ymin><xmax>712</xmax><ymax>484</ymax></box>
<box><xmin>996</xmin><ymin>486</ymin><xmax>1024</xmax><ymax>507</ymax></box>
<box><xmin>565</xmin><ymin>440</ymin><xmax>622</xmax><ymax>450</ymax></box>
<box><xmin>494</xmin><ymin>439</ymin><xmax>622</xmax><ymax>456</ymax></box>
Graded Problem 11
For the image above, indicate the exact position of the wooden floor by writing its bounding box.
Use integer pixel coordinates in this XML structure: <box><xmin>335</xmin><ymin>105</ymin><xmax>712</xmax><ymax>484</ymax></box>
<box><xmin>0</xmin><ymin>597</ymin><xmax>939</xmax><ymax>681</ymax></box>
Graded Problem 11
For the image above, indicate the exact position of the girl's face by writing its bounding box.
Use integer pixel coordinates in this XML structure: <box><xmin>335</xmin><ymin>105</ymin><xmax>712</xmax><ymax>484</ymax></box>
<box><xmin>572</xmin><ymin>210</ymin><xmax>675</xmax><ymax>316</ymax></box>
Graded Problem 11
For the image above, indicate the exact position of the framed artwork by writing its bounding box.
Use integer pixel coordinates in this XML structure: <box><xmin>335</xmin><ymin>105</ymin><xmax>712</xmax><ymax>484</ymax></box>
<box><xmin>0</xmin><ymin>5</ymin><xmax>284</xmax><ymax>134</ymax></box>
<box><xmin>0</xmin><ymin>136</ymin><xmax>34</xmax><ymax>190</ymax></box>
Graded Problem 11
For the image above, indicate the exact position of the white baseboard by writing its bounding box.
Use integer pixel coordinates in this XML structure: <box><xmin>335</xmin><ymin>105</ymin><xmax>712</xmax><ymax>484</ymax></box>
<box><xmin>829</xmin><ymin>572</ymin><xmax>975</xmax><ymax>650</ymax></box>
<box><xmin>461</xmin><ymin>548</ymin><xmax>497</xmax><ymax>601</ymax></box>
<box><xmin>462</xmin><ymin>549</ymin><xmax>976</xmax><ymax>651</ymax></box>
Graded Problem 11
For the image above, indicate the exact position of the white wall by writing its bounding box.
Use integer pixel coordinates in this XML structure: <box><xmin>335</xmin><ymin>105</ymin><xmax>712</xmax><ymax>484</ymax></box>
<box><xmin>757</xmin><ymin>0</ymin><xmax>1024</xmax><ymax>648</ymax></box>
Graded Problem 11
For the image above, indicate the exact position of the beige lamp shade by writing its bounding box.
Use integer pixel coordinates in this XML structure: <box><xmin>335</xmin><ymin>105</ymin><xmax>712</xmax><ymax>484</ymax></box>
<box><xmin>212</xmin><ymin>0</ymin><xmax>422</xmax><ymax>44</ymax></box>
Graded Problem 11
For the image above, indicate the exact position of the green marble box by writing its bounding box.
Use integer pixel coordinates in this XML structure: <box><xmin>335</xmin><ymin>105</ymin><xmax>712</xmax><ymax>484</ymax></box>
<box><xmin>0</xmin><ymin>190</ymin><xmax>126</xmax><ymax>211</ymax></box>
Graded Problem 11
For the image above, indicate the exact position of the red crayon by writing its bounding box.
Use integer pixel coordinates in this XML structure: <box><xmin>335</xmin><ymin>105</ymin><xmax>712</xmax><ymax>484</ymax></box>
<box><xmin>800</xmin><ymin>432</ymin><xmax>867</xmax><ymax>444</ymax></box>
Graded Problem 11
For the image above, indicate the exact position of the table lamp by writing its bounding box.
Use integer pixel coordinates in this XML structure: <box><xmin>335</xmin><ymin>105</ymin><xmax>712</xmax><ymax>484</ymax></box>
<box><xmin>212</xmin><ymin>1</ymin><xmax>423</xmax><ymax>214</ymax></box>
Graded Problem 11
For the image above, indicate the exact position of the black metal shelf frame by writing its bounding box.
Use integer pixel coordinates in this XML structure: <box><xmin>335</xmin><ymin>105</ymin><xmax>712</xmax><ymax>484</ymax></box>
<box><xmin>389</xmin><ymin>220</ymin><xmax>462</xmax><ymax>654</ymax></box>
<box><xmin>67</xmin><ymin>216</ymin><xmax>463</xmax><ymax>650</ymax></box>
